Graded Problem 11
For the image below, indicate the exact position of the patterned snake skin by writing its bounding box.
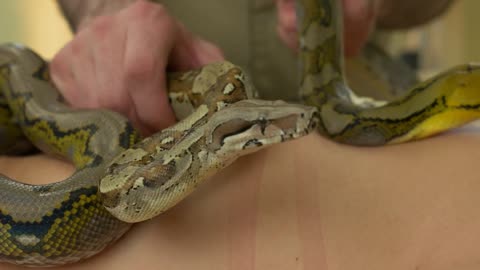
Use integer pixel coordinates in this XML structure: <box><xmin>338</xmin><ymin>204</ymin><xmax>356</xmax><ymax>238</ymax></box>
<box><xmin>1</xmin><ymin>0</ymin><xmax>480</xmax><ymax>267</ymax></box>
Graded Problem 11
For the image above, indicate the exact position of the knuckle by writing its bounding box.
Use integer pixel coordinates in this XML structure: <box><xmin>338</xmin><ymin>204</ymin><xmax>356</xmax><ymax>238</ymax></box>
<box><xmin>127</xmin><ymin>1</ymin><xmax>175</xmax><ymax>27</ymax></box>
<box><xmin>90</xmin><ymin>15</ymin><xmax>115</xmax><ymax>37</ymax></box>
<box><xmin>149</xmin><ymin>3</ymin><xmax>168</xmax><ymax>19</ymax></box>
<box><xmin>129</xmin><ymin>0</ymin><xmax>167</xmax><ymax>18</ymax></box>
<box><xmin>122</xmin><ymin>1</ymin><xmax>177</xmax><ymax>35</ymax></box>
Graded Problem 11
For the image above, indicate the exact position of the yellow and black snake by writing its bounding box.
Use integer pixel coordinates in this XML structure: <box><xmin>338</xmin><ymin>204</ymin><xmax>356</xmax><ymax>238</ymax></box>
<box><xmin>1</xmin><ymin>0</ymin><xmax>480</xmax><ymax>267</ymax></box>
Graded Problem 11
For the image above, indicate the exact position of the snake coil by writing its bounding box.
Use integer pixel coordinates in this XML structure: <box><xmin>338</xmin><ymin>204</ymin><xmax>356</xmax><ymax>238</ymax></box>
<box><xmin>0</xmin><ymin>0</ymin><xmax>480</xmax><ymax>267</ymax></box>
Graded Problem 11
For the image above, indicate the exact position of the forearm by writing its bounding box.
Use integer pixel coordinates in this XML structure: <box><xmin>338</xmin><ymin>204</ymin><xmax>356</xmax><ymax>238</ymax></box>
<box><xmin>377</xmin><ymin>0</ymin><xmax>454</xmax><ymax>29</ymax></box>
<box><xmin>56</xmin><ymin>0</ymin><xmax>136</xmax><ymax>32</ymax></box>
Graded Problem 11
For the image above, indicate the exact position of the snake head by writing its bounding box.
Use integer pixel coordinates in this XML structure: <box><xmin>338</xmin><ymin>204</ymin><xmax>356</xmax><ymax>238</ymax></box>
<box><xmin>100</xmin><ymin>99</ymin><xmax>317</xmax><ymax>223</ymax></box>
<box><xmin>205</xmin><ymin>99</ymin><xmax>318</xmax><ymax>157</ymax></box>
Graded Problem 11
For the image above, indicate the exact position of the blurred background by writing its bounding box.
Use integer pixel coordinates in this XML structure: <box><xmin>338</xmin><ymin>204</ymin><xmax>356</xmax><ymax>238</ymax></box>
<box><xmin>0</xmin><ymin>0</ymin><xmax>71</xmax><ymax>59</ymax></box>
<box><xmin>0</xmin><ymin>0</ymin><xmax>478</xmax><ymax>79</ymax></box>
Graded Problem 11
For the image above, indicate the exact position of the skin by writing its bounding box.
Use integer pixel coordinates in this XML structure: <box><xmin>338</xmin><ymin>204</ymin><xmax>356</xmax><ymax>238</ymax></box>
<box><xmin>276</xmin><ymin>0</ymin><xmax>381</xmax><ymax>56</ymax></box>
<box><xmin>2</xmin><ymin>0</ymin><xmax>455</xmax><ymax>268</ymax></box>
<box><xmin>52</xmin><ymin>0</ymin><xmax>452</xmax><ymax>135</ymax></box>
<box><xmin>2</xmin><ymin>130</ymin><xmax>480</xmax><ymax>269</ymax></box>
<box><xmin>51</xmin><ymin>0</ymin><xmax>224</xmax><ymax>136</ymax></box>
<box><xmin>50</xmin><ymin>0</ymin><xmax>383</xmax><ymax>136</ymax></box>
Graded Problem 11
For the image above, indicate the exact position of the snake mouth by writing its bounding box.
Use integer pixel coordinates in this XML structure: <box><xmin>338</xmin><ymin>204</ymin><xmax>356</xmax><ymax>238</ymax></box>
<box><xmin>308</xmin><ymin>110</ymin><xmax>320</xmax><ymax>131</ymax></box>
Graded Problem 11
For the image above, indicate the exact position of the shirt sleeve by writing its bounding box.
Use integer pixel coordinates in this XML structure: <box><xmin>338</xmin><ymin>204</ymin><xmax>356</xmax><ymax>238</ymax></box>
<box><xmin>377</xmin><ymin>0</ymin><xmax>454</xmax><ymax>29</ymax></box>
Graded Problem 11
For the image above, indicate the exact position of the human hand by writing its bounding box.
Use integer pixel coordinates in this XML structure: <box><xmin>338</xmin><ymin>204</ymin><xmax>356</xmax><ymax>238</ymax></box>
<box><xmin>276</xmin><ymin>0</ymin><xmax>381</xmax><ymax>57</ymax></box>
<box><xmin>50</xmin><ymin>0</ymin><xmax>224</xmax><ymax>136</ymax></box>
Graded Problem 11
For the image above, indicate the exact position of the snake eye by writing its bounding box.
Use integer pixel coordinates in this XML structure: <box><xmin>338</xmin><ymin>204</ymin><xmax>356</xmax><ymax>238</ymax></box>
<box><xmin>242</xmin><ymin>138</ymin><xmax>263</xmax><ymax>150</ymax></box>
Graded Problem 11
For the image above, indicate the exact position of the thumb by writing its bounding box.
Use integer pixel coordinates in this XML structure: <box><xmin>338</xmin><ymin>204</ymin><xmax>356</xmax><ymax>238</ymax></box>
<box><xmin>168</xmin><ymin>24</ymin><xmax>224</xmax><ymax>71</ymax></box>
<box><xmin>342</xmin><ymin>0</ymin><xmax>380</xmax><ymax>57</ymax></box>
<box><xmin>126</xmin><ymin>21</ymin><xmax>224</xmax><ymax>136</ymax></box>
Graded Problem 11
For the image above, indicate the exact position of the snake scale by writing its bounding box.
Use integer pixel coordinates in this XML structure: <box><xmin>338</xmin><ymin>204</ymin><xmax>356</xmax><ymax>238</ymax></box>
<box><xmin>1</xmin><ymin>0</ymin><xmax>480</xmax><ymax>267</ymax></box>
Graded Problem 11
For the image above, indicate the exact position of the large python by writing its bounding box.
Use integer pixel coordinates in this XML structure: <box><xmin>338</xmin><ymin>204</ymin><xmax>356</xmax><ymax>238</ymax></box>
<box><xmin>0</xmin><ymin>45</ymin><xmax>316</xmax><ymax>267</ymax></box>
<box><xmin>1</xmin><ymin>0</ymin><xmax>480</xmax><ymax>267</ymax></box>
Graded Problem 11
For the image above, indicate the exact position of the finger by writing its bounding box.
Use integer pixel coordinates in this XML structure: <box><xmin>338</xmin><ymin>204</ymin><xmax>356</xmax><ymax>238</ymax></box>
<box><xmin>122</xmin><ymin>2</ymin><xmax>177</xmax><ymax>134</ymax></box>
<box><xmin>169</xmin><ymin>24</ymin><xmax>224</xmax><ymax>71</ymax></box>
<box><xmin>88</xmin><ymin>15</ymin><xmax>129</xmax><ymax>113</ymax></box>
<box><xmin>342</xmin><ymin>0</ymin><xmax>380</xmax><ymax>57</ymax></box>
<box><xmin>192</xmin><ymin>37</ymin><xmax>224</xmax><ymax>65</ymax></box>
<box><xmin>276</xmin><ymin>0</ymin><xmax>298</xmax><ymax>51</ymax></box>
<box><xmin>50</xmin><ymin>44</ymin><xmax>79</xmax><ymax>105</ymax></box>
<box><xmin>68</xmin><ymin>29</ymin><xmax>101</xmax><ymax>109</ymax></box>
<box><xmin>277</xmin><ymin>0</ymin><xmax>296</xmax><ymax>32</ymax></box>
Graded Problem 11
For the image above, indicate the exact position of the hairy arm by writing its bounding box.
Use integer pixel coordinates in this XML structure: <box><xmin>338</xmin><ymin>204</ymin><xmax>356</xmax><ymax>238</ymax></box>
<box><xmin>56</xmin><ymin>0</ymin><xmax>136</xmax><ymax>31</ymax></box>
<box><xmin>378</xmin><ymin>0</ymin><xmax>454</xmax><ymax>29</ymax></box>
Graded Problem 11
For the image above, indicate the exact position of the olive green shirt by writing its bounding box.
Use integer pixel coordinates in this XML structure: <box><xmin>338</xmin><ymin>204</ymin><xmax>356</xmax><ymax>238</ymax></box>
<box><xmin>161</xmin><ymin>0</ymin><xmax>298</xmax><ymax>101</ymax></box>
<box><xmin>158</xmin><ymin>0</ymin><xmax>451</xmax><ymax>101</ymax></box>
<box><xmin>57</xmin><ymin>0</ymin><xmax>453</xmax><ymax>101</ymax></box>
<box><xmin>159</xmin><ymin>0</ymin><xmax>416</xmax><ymax>102</ymax></box>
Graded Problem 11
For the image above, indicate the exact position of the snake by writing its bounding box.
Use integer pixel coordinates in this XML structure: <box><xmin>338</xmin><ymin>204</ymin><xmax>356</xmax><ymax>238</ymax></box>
<box><xmin>1</xmin><ymin>0</ymin><xmax>480</xmax><ymax>267</ymax></box>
